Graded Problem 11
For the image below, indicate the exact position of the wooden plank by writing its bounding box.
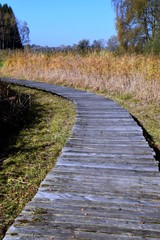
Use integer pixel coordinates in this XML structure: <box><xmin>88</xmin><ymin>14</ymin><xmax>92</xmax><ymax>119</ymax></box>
<box><xmin>2</xmin><ymin>78</ymin><xmax>160</xmax><ymax>240</ymax></box>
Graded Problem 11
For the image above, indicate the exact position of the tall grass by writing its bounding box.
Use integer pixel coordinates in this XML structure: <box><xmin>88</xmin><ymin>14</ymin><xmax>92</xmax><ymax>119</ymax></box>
<box><xmin>0</xmin><ymin>50</ymin><xmax>160</xmax><ymax>149</ymax></box>
<box><xmin>1</xmin><ymin>51</ymin><xmax>160</xmax><ymax>103</ymax></box>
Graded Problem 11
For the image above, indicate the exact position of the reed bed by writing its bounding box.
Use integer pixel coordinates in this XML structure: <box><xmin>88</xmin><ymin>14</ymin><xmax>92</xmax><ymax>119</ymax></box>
<box><xmin>0</xmin><ymin>51</ymin><xmax>160</xmax><ymax>149</ymax></box>
<box><xmin>1</xmin><ymin>51</ymin><xmax>160</xmax><ymax>104</ymax></box>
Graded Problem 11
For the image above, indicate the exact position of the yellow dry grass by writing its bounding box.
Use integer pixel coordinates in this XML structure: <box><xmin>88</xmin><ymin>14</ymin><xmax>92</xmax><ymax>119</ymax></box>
<box><xmin>1</xmin><ymin>51</ymin><xmax>160</xmax><ymax>103</ymax></box>
<box><xmin>0</xmin><ymin>50</ymin><xmax>160</xmax><ymax>150</ymax></box>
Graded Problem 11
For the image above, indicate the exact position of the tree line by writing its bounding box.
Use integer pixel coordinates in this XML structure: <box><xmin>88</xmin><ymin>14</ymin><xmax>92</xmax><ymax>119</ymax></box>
<box><xmin>1</xmin><ymin>1</ymin><xmax>160</xmax><ymax>54</ymax></box>
<box><xmin>112</xmin><ymin>0</ymin><xmax>160</xmax><ymax>54</ymax></box>
<box><xmin>0</xmin><ymin>4</ymin><xmax>29</xmax><ymax>50</ymax></box>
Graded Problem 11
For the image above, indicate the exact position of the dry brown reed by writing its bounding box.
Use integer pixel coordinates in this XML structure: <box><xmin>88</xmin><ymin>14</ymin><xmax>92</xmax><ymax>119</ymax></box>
<box><xmin>1</xmin><ymin>50</ymin><xmax>160</xmax><ymax>149</ymax></box>
<box><xmin>1</xmin><ymin>51</ymin><xmax>160</xmax><ymax>104</ymax></box>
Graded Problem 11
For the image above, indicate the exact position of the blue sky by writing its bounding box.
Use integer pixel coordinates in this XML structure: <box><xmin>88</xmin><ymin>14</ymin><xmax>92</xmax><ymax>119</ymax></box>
<box><xmin>0</xmin><ymin>0</ymin><xmax>116</xmax><ymax>47</ymax></box>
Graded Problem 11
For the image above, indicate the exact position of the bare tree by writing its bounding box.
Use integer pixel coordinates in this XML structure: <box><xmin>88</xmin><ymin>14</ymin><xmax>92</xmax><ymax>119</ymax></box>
<box><xmin>18</xmin><ymin>20</ymin><xmax>30</xmax><ymax>46</ymax></box>
<box><xmin>107</xmin><ymin>35</ymin><xmax>119</xmax><ymax>51</ymax></box>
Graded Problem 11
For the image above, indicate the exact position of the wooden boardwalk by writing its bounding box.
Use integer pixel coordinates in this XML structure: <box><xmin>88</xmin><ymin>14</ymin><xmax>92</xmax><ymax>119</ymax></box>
<box><xmin>2</xmin><ymin>78</ymin><xmax>160</xmax><ymax>240</ymax></box>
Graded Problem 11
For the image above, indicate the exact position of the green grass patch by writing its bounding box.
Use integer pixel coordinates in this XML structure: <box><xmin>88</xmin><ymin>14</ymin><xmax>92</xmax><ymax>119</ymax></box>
<box><xmin>0</xmin><ymin>86</ymin><xmax>75</xmax><ymax>239</ymax></box>
<box><xmin>0</xmin><ymin>60</ymin><xmax>4</xmax><ymax>68</ymax></box>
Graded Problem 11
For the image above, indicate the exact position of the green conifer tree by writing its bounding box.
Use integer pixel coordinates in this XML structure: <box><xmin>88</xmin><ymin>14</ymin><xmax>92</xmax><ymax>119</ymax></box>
<box><xmin>0</xmin><ymin>4</ymin><xmax>22</xmax><ymax>49</ymax></box>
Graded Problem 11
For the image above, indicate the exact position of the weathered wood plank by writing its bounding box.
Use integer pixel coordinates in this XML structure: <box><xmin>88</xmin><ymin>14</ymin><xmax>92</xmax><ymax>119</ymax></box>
<box><xmin>2</xmin><ymin>78</ymin><xmax>160</xmax><ymax>240</ymax></box>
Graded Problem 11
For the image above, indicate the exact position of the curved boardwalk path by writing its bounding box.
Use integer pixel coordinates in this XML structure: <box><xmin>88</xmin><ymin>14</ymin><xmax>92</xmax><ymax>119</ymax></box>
<box><xmin>2</xmin><ymin>78</ymin><xmax>160</xmax><ymax>240</ymax></box>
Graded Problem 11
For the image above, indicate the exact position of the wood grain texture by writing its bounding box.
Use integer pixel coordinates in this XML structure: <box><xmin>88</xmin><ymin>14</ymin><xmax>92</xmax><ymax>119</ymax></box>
<box><xmin>2</xmin><ymin>78</ymin><xmax>160</xmax><ymax>240</ymax></box>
